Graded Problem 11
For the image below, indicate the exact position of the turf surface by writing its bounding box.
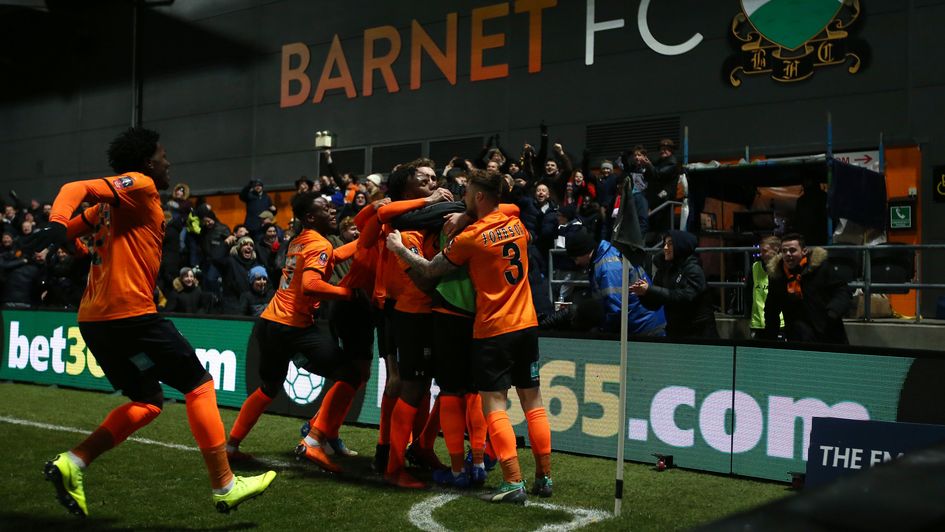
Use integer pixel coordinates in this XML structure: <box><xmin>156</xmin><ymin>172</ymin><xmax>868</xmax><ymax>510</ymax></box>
<box><xmin>0</xmin><ymin>382</ymin><xmax>791</xmax><ymax>530</ymax></box>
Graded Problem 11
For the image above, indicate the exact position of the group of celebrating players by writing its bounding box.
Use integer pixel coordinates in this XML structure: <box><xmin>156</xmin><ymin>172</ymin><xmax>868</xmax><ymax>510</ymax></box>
<box><xmin>29</xmin><ymin>127</ymin><xmax>552</xmax><ymax>518</ymax></box>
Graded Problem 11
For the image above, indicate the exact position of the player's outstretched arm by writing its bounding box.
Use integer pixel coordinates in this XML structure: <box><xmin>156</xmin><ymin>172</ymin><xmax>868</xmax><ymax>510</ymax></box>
<box><xmin>386</xmin><ymin>230</ymin><xmax>457</xmax><ymax>281</ymax></box>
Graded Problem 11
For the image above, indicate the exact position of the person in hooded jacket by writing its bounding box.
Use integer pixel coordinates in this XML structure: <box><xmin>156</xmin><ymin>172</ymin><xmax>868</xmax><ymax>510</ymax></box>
<box><xmin>763</xmin><ymin>233</ymin><xmax>851</xmax><ymax>344</ymax></box>
<box><xmin>222</xmin><ymin>236</ymin><xmax>261</xmax><ymax>314</ymax></box>
<box><xmin>164</xmin><ymin>267</ymin><xmax>212</xmax><ymax>314</ymax></box>
<box><xmin>630</xmin><ymin>230</ymin><xmax>718</xmax><ymax>339</ymax></box>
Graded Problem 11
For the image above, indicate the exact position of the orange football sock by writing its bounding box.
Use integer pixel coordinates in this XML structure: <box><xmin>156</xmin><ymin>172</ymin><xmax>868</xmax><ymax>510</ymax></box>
<box><xmin>486</xmin><ymin>410</ymin><xmax>522</xmax><ymax>483</ymax></box>
<box><xmin>419</xmin><ymin>395</ymin><xmax>441</xmax><ymax>449</ymax></box>
<box><xmin>185</xmin><ymin>380</ymin><xmax>234</xmax><ymax>490</ymax></box>
<box><xmin>72</xmin><ymin>402</ymin><xmax>161</xmax><ymax>466</ymax></box>
<box><xmin>386</xmin><ymin>399</ymin><xmax>417</xmax><ymax>476</ymax></box>
<box><xmin>465</xmin><ymin>393</ymin><xmax>486</xmax><ymax>464</ymax></box>
<box><xmin>525</xmin><ymin>407</ymin><xmax>552</xmax><ymax>477</ymax></box>
<box><xmin>440</xmin><ymin>395</ymin><xmax>467</xmax><ymax>472</ymax></box>
<box><xmin>228</xmin><ymin>387</ymin><xmax>274</xmax><ymax>445</ymax></box>
<box><xmin>378</xmin><ymin>392</ymin><xmax>396</xmax><ymax>445</ymax></box>
<box><xmin>311</xmin><ymin>381</ymin><xmax>356</xmax><ymax>440</ymax></box>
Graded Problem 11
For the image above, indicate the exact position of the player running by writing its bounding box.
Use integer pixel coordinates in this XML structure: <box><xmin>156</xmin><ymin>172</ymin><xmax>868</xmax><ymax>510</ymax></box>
<box><xmin>224</xmin><ymin>192</ymin><xmax>361</xmax><ymax>474</ymax></box>
<box><xmin>23</xmin><ymin>127</ymin><xmax>275</xmax><ymax>517</ymax></box>
<box><xmin>386</xmin><ymin>169</ymin><xmax>552</xmax><ymax>503</ymax></box>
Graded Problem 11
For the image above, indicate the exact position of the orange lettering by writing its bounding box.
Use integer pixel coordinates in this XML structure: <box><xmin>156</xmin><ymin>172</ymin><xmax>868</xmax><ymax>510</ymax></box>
<box><xmin>280</xmin><ymin>42</ymin><xmax>311</xmax><ymax>108</ymax></box>
<box><xmin>410</xmin><ymin>13</ymin><xmax>458</xmax><ymax>90</ymax></box>
<box><xmin>515</xmin><ymin>0</ymin><xmax>556</xmax><ymax>74</ymax></box>
<box><xmin>313</xmin><ymin>35</ymin><xmax>357</xmax><ymax>104</ymax></box>
<box><xmin>363</xmin><ymin>25</ymin><xmax>402</xmax><ymax>97</ymax></box>
<box><xmin>471</xmin><ymin>3</ymin><xmax>509</xmax><ymax>82</ymax></box>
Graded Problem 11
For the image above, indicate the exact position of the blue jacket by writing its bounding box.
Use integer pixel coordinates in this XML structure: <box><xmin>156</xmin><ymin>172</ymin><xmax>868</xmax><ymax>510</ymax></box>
<box><xmin>590</xmin><ymin>241</ymin><xmax>666</xmax><ymax>336</ymax></box>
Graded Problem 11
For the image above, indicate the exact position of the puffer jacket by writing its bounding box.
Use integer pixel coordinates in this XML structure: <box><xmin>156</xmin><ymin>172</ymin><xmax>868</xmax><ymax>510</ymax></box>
<box><xmin>764</xmin><ymin>247</ymin><xmax>852</xmax><ymax>344</ymax></box>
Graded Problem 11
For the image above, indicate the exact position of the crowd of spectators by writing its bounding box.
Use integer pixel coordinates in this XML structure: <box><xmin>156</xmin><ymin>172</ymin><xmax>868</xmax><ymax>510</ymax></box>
<box><xmin>2</xmin><ymin>124</ymin><xmax>851</xmax><ymax>344</ymax></box>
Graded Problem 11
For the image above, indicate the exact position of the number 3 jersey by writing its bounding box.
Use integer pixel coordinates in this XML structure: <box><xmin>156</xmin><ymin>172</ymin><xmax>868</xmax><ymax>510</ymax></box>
<box><xmin>442</xmin><ymin>210</ymin><xmax>538</xmax><ymax>339</ymax></box>
<box><xmin>261</xmin><ymin>228</ymin><xmax>335</xmax><ymax>328</ymax></box>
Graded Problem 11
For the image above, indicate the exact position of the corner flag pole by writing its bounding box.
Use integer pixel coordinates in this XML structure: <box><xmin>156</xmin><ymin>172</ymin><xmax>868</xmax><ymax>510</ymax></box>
<box><xmin>614</xmin><ymin>256</ymin><xmax>630</xmax><ymax>515</ymax></box>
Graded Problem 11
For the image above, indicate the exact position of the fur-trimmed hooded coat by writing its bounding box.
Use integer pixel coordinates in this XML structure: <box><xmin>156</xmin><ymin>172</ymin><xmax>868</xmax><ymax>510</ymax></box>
<box><xmin>764</xmin><ymin>246</ymin><xmax>852</xmax><ymax>344</ymax></box>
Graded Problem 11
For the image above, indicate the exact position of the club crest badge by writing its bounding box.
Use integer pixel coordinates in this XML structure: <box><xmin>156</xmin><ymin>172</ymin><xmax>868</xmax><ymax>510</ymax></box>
<box><xmin>724</xmin><ymin>0</ymin><xmax>869</xmax><ymax>87</ymax></box>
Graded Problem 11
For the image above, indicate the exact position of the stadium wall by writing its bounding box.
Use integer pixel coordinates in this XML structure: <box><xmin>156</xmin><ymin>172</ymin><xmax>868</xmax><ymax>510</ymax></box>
<box><xmin>2</xmin><ymin>1</ymin><xmax>945</xmax><ymax>314</ymax></box>
<box><xmin>3</xmin><ymin>309</ymin><xmax>942</xmax><ymax>482</ymax></box>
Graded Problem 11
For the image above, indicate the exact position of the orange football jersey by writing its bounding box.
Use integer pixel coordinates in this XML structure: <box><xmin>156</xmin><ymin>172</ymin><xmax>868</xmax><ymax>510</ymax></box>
<box><xmin>442</xmin><ymin>210</ymin><xmax>538</xmax><ymax>338</ymax></box>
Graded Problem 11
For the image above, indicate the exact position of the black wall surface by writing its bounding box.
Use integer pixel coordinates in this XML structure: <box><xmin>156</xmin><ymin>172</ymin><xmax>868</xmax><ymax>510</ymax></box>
<box><xmin>2</xmin><ymin>0</ymin><xmax>944</xmax><ymax>312</ymax></box>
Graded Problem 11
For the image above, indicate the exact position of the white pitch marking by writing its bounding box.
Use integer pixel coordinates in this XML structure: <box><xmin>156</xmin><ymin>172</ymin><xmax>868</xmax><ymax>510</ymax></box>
<box><xmin>406</xmin><ymin>492</ymin><xmax>613</xmax><ymax>532</ymax></box>
<box><xmin>3</xmin><ymin>414</ymin><xmax>613</xmax><ymax>530</ymax></box>
<box><xmin>0</xmin><ymin>415</ymin><xmax>293</xmax><ymax>468</ymax></box>
<box><xmin>407</xmin><ymin>493</ymin><xmax>460</xmax><ymax>532</ymax></box>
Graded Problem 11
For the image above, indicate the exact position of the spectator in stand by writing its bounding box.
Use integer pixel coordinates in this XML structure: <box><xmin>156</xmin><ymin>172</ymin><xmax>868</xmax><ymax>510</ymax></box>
<box><xmin>239</xmin><ymin>178</ymin><xmax>275</xmax><ymax>237</ymax></box>
<box><xmin>364</xmin><ymin>173</ymin><xmax>385</xmax><ymax>202</ymax></box>
<box><xmin>631</xmin><ymin>230</ymin><xmax>719</xmax><ymax>339</ymax></box>
<box><xmin>158</xmin><ymin>206</ymin><xmax>185</xmax><ymax>293</ymax></box>
<box><xmin>339</xmin><ymin>190</ymin><xmax>368</xmax><ymax>221</ymax></box>
<box><xmin>256</xmin><ymin>223</ymin><xmax>281</xmax><ymax>279</ymax></box>
<box><xmin>295</xmin><ymin>176</ymin><xmax>316</xmax><ymax>194</ymax></box>
<box><xmin>649</xmin><ymin>139</ymin><xmax>680</xmax><ymax>238</ymax></box>
<box><xmin>2</xmin><ymin>205</ymin><xmax>16</xmax><ymax>232</ymax></box>
<box><xmin>532</xmin><ymin>183</ymin><xmax>558</xmax><ymax>270</ymax></box>
<box><xmin>563</xmin><ymin>169</ymin><xmax>596</xmax><ymax>209</ymax></box>
<box><xmin>327</xmin><ymin>216</ymin><xmax>358</xmax><ymax>285</ymax></box>
<box><xmin>619</xmin><ymin>146</ymin><xmax>656</xmax><ymax>238</ymax></box>
<box><xmin>553</xmin><ymin>206</ymin><xmax>585</xmax><ymax>302</ymax></box>
<box><xmin>239</xmin><ymin>266</ymin><xmax>274</xmax><ymax>317</ymax></box>
<box><xmin>255</xmin><ymin>211</ymin><xmax>276</xmax><ymax>241</ymax></box>
<box><xmin>596</xmin><ymin>160</ymin><xmax>619</xmax><ymax>240</ymax></box>
<box><xmin>232</xmin><ymin>223</ymin><xmax>251</xmax><ymax>240</ymax></box>
<box><xmin>164</xmin><ymin>267</ymin><xmax>213</xmax><ymax>314</ymax></box>
<box><xmin>18</xmin><ymin>219</ymin><xmax>34</xmax><ymax>239</ymax></box>
<box><xmin>321</xmin><ymin>149</ymin><xmax>358</xmax><ymax>203</ymax></box>
<box><xmin>43</xmin><ymin>246</ymin><xmax>90</xmax><ymax>309</ymax></box>
<box><xmin>1</xmin><ymin>247</ymin><xmax>47</xmax><ymax>308</ymax></box>
<box><xmin>763</xmin><ymin>233</ymin><xmax>852</xmax><ymax>344</ymax></box>
<box><xmin>539</xmin><ymin>142</ymin><xmax>573</xmax><ymax>204</ymax></box>
<box><xmin>565</xmin><ymin>231</ymin><xmax>666</xmax><ymax>336</ymax></box>
<box><xmin>749</xmin><ymin>235</ymin><xmax>784</xmax><ymax>338</ymax></box>
<box><xmin>222</xmin><ymin>236</ymin><xmax>261</xmax><ymax>314</ymax></box>
<box><xmin>0</xmin><ymin>232</ymin><xmax>14</xmax><ymax>254</ymax></box>
<box><xmin>195</xmin><ymin>203</ymin><xmax>233</xmax><ymax>294</ymax></box>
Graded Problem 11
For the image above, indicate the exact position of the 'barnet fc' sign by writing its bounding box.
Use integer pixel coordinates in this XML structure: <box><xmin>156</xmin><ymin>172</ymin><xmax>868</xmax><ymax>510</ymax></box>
<box><xmin>724</xmin><ymin>0</ymin><xmax>870</xmax><ymax>87</ymax></box>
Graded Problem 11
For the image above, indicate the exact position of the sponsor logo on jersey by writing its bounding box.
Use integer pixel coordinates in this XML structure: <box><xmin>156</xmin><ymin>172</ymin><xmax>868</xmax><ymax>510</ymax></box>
<box><xmin>112</xmin><ymin>176</ymin><xmax>135</xmax><ymax>189</ymax></box>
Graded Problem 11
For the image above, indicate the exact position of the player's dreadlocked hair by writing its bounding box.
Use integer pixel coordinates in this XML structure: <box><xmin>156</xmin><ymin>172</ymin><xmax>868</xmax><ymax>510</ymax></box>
<box><xmin>107</xmin><ymin>127</ymin><xmax>160</xmax><ymax>174</ymax></box>
<box><xmin>386</xmin><ymin>166</ymin><xmax>415</xmax><ymax>201</ymax></box>
<box><xmin>292</xmin><ymin>191</ymin><xmax>320</xmax><ymax>221</ymax></box>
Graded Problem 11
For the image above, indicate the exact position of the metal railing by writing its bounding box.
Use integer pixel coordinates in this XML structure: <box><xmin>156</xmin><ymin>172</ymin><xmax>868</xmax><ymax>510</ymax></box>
<box><xmin>548</xmin><ymin>243</ymin><xmax>945</xmax><ymax>322</ymax></box>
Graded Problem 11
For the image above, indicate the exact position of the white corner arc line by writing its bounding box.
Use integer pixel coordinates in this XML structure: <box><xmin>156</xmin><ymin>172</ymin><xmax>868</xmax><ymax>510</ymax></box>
<box><xmin>408</xmin><ymin>493</ymin><xmax>460</xmax><ymax>532</ymax></box>
<box><xmin>407</xmin><ymin>493</ymin><xmax>613</xmax><ymax>532</ymax></box>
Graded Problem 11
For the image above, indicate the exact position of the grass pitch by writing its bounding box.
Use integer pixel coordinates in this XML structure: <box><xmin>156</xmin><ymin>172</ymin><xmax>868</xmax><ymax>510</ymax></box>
<box><xmin>0</xmin><ymin>382</ymin><xmax>790</xmax><ymax>530</ymax></box>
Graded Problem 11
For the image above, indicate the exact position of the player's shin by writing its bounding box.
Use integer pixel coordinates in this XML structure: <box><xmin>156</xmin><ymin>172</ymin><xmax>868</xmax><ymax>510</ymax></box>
<box><xmin>185</xmin><ymin>380</ymin><xmax>234</xmax><ymax>491</ymax></box>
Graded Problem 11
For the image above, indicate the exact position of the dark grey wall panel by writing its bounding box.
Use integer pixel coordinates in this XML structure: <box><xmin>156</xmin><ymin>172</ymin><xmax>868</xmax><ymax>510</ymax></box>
<box><xmin>3</xmin><ymin>0</ymin><xmax>945</xmax><ymax>313</ymax></box>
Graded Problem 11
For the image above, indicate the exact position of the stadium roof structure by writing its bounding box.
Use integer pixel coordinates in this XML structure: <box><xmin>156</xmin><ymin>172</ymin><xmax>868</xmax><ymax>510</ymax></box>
<box><xmin>684</xmin><ymin>155</ymin><xmax>887</xmax><ymax>233</ymax></box>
